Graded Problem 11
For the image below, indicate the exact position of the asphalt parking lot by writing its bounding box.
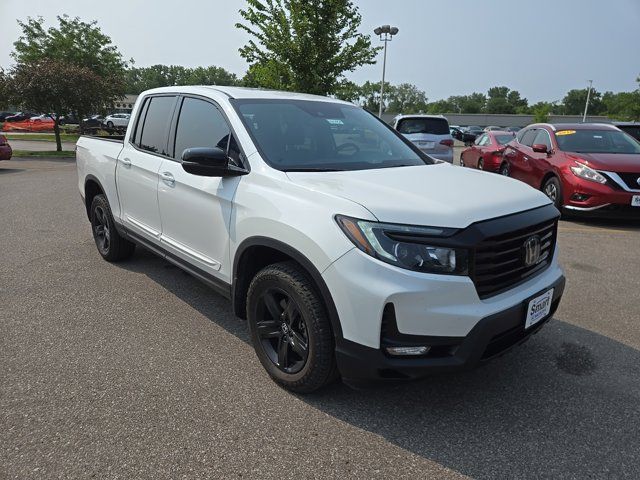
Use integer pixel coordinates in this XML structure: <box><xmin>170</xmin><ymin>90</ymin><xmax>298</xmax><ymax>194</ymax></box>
<box><xmin>1</xmin><ymin>156</ymin><xmax>639</xmax><ymax>479</ymax></box>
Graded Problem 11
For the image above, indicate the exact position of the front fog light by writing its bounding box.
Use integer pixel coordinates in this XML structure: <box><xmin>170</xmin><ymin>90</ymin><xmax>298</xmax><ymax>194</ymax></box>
<box><xmin>385</xmin><ymin>346</ymin><xmax>430</xmax><ymax>356</ymax></box>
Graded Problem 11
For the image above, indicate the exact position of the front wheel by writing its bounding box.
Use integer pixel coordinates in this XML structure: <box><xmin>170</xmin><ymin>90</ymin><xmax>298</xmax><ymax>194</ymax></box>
<box><xmin>542</xmin><ymin>176</ymin><xmax>563</xmax><ymax>209</ymax></box>
<box><xmin>247</xmin><ymin>261</ymin><xmax>336</xmax><ymax>393</ymax></box>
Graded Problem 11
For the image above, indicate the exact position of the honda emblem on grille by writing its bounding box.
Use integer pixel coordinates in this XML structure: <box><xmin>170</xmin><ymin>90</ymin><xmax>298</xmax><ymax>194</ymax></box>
<box><xmin>523</xmin><ymin>235</ymin><xmax>541</xmax><ymax>267</ymax></box>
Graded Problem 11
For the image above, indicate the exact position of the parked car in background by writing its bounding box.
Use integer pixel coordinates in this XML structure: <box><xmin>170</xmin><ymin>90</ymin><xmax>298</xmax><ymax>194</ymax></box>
<box><xmin>30</xmin><ymin>114</ymin><xmax>55</xmax><ymax>124</ymax></box>
<box><xmin>0</xmin><ymin>112</ymin><xmax>16</xmax><ymax>122</ymax></box>
<box><xmin>501</xmin><ymin>123</ymin><xmax>640</xmax><ymax>217</ymax></box>
<box><xmin>59</xmin><ymin>113</ymin><xmax>79</xmax><ymax>125</ymax></box>
<box><xmin>483</xmin><ymin>125</ymin><xmax>502</xmax><ymax>132</ymax></box>
<box><xmin>613</xmin><ymin>122</ymin><xmax>640</xmax><ymax>142</ymax></box>
<box><xmin>504</xmin><ymin>126</ymin><xmax>522</xmax><ymax>133</ymax></box>
<box><xmin>5</xmin><ymin>112</ymin><xmax>38</xmax><ymax>122</ymax></box>
<box><xmin>0</xmin><ymin>135</ymin><xmax>12</xmax><ymax>160</ymax></box>
<box><xmin>393</xmin><ymin>114</ymin><xmax>454</xmax><ymax>162</ymax></box>
<box><xmin>462</xmin><ymin>125</ymin><xmax>483</xmax><ymax>145</ymax></box>
<box><xmin>82</xmin><ymin>115</ymin><xmax>105</xmax><ymax>129</ymax></box>
<box><xmin>104</xmin><ymin>113</ymin><xmax>131</xmax><ymax>129</ymax></box>
<box><xmin>460</xmin><ymin>131</ymin><xmax>516</xmax><ymax>171</ymax></box>
<box><xmin>77</xmin><ymin>86</ymin><xmax>565</xmax><ymax>392</ymax></box>
<box><xmin>450</xmin><ymin>126</ymin><xmax>462</xmax><ymax>139</ymax></box>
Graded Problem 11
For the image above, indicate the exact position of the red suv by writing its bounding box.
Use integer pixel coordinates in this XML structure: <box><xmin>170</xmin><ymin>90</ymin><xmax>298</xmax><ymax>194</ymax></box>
<box><xmin>500</xmin><ymin>123</ymin><xmax>640</xmax><ymax>217</ymax></box>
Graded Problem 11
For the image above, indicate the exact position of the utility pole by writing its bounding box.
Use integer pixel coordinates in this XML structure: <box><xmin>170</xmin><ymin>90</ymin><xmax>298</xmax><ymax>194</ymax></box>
<box><xmin>582</xmin><ymin>80</ymin><xmax>593</xmax><ymax>123</ymax></box>
<box><xmin>373</xmin><ymin>25</ymin><xmax>399</xmax><ymax>118</ymax></box>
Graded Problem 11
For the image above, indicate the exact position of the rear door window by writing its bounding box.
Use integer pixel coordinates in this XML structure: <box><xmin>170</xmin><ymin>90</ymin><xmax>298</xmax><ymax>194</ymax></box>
<box><xmin>397</xmin><ymin>117</ymin><xmax>449</xmax><ymax>135</ymax></box>
<box><xmin>138</xmin><ymin>96</ymin><xmax>177</xmax><ymax>155</ymax></box>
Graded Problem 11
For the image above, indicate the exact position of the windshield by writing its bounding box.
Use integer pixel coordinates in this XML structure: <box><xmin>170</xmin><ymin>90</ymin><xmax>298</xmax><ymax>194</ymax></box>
<box><xmin>495</xmin><ymin>134</ymin><xmax>514</xmax><ymax>145</ymax></box>
<box><xmin>233</xmin><ymin>99</ymin><xmax>430</xmax><ymax>171</ymax></box>
<box><xmin>396</xmin><ymin>117</ymin><xmax>449</xmax><ymax>135</ymax></box>
<box><xmin>555</xmin><ymin>129</ymin><xmax>640</xmax><ymax>154</ymax></box>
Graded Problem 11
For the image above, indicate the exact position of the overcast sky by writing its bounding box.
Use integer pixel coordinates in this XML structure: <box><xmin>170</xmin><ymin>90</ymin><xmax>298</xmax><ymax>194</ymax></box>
<box><xmin>1</xmin><ymin>0</ymin><xmax>638</xmax><ymax>102</ymax></box>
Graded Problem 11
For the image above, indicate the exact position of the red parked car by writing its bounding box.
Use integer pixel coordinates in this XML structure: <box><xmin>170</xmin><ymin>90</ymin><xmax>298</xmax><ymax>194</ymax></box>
<box><xmin>500</xmin><ymin>123</ymin><xmax>640</xmax><ymax>217</ymax></box>
<box><xmin>460</xmin><ymin>131</ymin><xmax>515</xmax><ymax>171</ymax></box>
<box><xmin>0</xmin><ymin>135</ymin><xmax>12</xmax><ymax>161</ymax></box>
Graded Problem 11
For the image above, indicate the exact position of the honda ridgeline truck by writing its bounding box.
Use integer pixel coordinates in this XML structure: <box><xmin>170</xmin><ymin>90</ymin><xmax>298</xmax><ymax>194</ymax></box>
<box><xmin>77</xmin><ymin>86</ymin><xmax>565</xmax><ymax>392</ymax></box>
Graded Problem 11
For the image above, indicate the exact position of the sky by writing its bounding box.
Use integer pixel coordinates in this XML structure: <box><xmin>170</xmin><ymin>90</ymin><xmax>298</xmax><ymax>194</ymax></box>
<box><xmin>1</xmin><ymin>0</ymin><xmax>639</xmax><ymax>103</ymax></box>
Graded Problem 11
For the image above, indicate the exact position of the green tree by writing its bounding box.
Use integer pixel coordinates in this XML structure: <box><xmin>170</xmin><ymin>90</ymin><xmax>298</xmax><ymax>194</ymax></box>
<box><xmin>386</xmin><ymin>83</ymin><xmax>428</xmax><ymax>114</ymax></box>
<box><xmin>425</xmin><ymin>98</ymin><xmax>457</xmax><ymax>114</ymax></box>
<box><xmin>124</xmin><ymin>65</ymin><xmax>240</xmax><ymax>94</ymax></box>
<box><xmin>236</xmin><ymin>0</ymin><xmax>380</xmax><ymax>95</ymax></box>
<box><xmin>333</xmin><ymin>80</ymin><xmax>361</xmax><ymax>103</ymax></box>
<box><xmin>602</xmin><ymin>90</ymin><xmax>640</xmax><ymax>121</ymax></box>
<box><xmin>485</xmin><ymin>86</ymin><xmax>528</xmax><ymax>114</ymax></box>
<box><xmin>531</xmin><ymin>102</ymin><xmax>552</xmax><ymax>123</ymax></box>
<box><xmin>7</xmin><ymin>60</ymin><xmax>107</xmax><ymax>150</ymax></box>
<box><xmin>562</xmin><ymin>88</ymin><xmax>604</xmax><ymax>115</ymax></box>
<box><xmin>12</xmin><ymin>15</ymin><xmax>128</xmax><ymax>130</ymax></box>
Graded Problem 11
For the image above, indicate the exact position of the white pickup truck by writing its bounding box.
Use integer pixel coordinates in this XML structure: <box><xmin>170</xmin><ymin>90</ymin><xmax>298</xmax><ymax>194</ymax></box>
<box><xmin>77</xmin><ymin>86</ymin><xmax>565</xmax><ymax>392</ymax></box>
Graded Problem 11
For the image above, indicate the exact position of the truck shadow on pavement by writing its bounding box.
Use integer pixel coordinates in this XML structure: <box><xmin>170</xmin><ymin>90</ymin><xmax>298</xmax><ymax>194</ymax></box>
<box><xmin>122</xmin><ymin>248</ymin><xmax>640</xmax><ymax>480</ymax></box>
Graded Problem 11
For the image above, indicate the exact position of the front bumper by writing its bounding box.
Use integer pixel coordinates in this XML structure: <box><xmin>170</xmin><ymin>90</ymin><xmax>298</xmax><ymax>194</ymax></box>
<box><xmin>562</xmin><ymin>170</ymin><xmax>640</xmax><ymax>216</ymax></box>
<box><xmin>335</xmin><ymin>275</ymin><xmax>565</xmax><ymax>383</ymax></box>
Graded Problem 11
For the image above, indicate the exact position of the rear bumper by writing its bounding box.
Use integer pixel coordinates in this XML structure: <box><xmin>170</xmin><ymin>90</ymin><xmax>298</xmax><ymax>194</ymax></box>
<box><xmin>336</xmin><ymin>275</ymin><xmax>565</xmax><ymax>384</ymax></box>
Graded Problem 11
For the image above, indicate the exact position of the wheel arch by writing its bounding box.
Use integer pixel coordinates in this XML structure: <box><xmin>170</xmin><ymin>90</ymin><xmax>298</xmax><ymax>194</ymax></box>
<box><xmin>84</xmin><ymin>174</ymin><xmax>106</xmax><ymax>220</ymax></box>
<box><xmin>232</xmin><ymin>237</ymin><xmax>343</xmax><ymax>341</ymax></box>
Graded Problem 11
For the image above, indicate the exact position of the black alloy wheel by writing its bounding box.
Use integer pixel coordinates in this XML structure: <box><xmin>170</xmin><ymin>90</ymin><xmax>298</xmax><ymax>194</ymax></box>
<box><xmin>499</xmin><ymin>162</ymin><xmax>510</xmax><ymax>176</ymax></box>
<box><xmin>255</xmin><ymin>287</ymin><xmax>309</xmax><ymax>374</ymax></box>
<box><xmin>93</xmin><ymin>205</ymin><xmax>111</xmax><ymax>255</ymax></box>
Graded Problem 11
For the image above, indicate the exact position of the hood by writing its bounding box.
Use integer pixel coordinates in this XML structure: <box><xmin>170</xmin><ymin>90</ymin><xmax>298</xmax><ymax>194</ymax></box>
<box><xmin>286</xmin><ymin>164</ymin><xmax>551</xmax><ymax>228</ymax></box>
<box><xmin>565</xmin><ymin>152</ymin><xmax>640</xmax><ymax>172</ymax></box>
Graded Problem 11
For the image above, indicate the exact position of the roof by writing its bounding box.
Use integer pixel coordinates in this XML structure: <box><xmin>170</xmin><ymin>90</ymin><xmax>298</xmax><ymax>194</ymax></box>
<box><xmin>138</xmin><ymin>85</ymin><xmax>353</xmax><ymax>105</ymax></box>
<box><xmin>528</xmin><ymin>122</ymin><xmax>620</xmax><ymax>131</ymax></box>
<box><xmin>393</xmin><ymin>114</ymin><xmax>446</xmax><ymax>120</ymax></box>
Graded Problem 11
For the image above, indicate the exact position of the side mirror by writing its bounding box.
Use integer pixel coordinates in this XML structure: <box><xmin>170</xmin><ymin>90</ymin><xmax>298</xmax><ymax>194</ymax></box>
<box><xmin>531</xmin><ymin>143</ymin><xmax>548</xmax><ymax>154</ymax></box>
<box><xmin>181</xmin><ymin>147</ymin><xmax>247</xmax><ymax>177</ymax></box>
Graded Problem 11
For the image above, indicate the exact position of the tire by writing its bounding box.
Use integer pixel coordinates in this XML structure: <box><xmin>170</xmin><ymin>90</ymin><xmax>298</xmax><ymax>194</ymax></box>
<box><xmin>247</xmin><ymin>261</ymin><xmax>337</xmax><ymax>393</ymax></box>
<box><xmin>499</xmin><ymin>162</ymin><xmax>510</xmax><ymax>177</ymax></box>
<box><xmin>459</xmin><ymin>153</ymin><xmax>465</xmax><ymax>167</ymax></box>
<box><xmin>478</xmin><ymin>158</ymin><xmax>484</xmax><ymax>170</ymax></box>
<box><xmin>106</xmin><ymin>121</ymin><xmax>114</xmax><ymax>129</ymax></box>
<box><xmin>90</xmin><ymin>194</ymin><xmax>136</xmax><ymax>262</ymax></box>
<box><xmin>542</xmin><ymin>176</ymin><xmax>563</xmax><ymax>209</ymax></box>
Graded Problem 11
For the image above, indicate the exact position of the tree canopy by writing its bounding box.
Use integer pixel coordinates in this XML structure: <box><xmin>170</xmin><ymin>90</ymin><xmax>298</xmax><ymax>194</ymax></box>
<box><xmin>124</xmin><ymin>65</ymin><xmax>240</xmax><ymax>94</ymax></box>
<box><xmin>236</xmin><ymin>0</ymin><xmax>379</xmax><ymax>95</ymax></box>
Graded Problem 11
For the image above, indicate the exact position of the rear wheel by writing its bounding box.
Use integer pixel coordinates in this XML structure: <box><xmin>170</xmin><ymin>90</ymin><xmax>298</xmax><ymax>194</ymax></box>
<box><xmin>542</xmin><ymin>176</ymin><xmax>563</xmax><ymax>209</ymax></box>
<box><xmin>478</xmin><ymin>158</ymin><xmax>484</xmax><ymax>170</ymax></box>
<box><xmin>499</xmin><ymin>162</ymin><xmax>510</xmax><ymax>176</ymax></box>
<box><xmin>459</xmin><ymin>153</ymin><xmax>465</xmax><ymax>167</ymax></box>
<box><xmin>247</xmin><ymin>261</ymin><xmax>336</xmax><ymax>393</ymax></box>
<box><xmin>90</xmin><ymin>194</ymin><xmax>135</xmax><ymax>262</ymax></box>
<box><xmin>106</xmin><ymin>121</ymin><xmax>114</xmax><ymax>129</ymax></box>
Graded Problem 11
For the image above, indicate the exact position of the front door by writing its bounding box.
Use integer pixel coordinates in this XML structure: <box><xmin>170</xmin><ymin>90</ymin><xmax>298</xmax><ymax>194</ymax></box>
<box><xmin>157</xmin><ymin>96</ymin><xmax>243</xmax><ymax>281</ymax></box>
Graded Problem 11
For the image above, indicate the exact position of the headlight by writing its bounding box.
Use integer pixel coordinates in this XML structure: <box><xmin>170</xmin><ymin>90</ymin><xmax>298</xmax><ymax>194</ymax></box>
<box><xmin>570</xmin><ymin>162</ymin><xmax>606</xmax><ymax>184</ymax></box>
<box><xmin>335</xmin><ymin>215</ymin><xmax>468</xmax><ymax>275</ymax></box>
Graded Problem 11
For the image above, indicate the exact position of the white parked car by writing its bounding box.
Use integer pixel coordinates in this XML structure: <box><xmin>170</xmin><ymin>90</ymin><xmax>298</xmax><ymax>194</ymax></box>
<box><xmin>103</xmin><ymin>113</ymin><xmax>131</xmax><ymax>129</ymax></box>
<box><xmin>393</xmin><ymin>114</ymin><xmax>454</xmax><ymax>163</ymax></box>
<box><xmin>76</xmin><ymin>86</ymin><xmax>565</xmax><ymax>392</ymax></box>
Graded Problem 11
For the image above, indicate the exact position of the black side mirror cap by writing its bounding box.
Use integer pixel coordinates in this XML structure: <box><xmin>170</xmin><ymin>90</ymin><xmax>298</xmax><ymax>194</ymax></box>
<box><xmin>181</xmin><ymin>147</ymin><xmax>248</xmax><ymax>177</ymax></box>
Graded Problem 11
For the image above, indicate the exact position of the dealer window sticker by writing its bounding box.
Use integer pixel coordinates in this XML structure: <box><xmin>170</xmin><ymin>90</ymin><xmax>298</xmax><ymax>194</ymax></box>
<box><xmin>556</xmin><ymin>130</ymin><xmax>576</xmax><ymax>136</ymax></box>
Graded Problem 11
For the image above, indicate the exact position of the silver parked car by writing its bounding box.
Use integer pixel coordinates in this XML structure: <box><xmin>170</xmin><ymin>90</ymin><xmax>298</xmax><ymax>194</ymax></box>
<box><xmin>393</xmin><ymin>114</ymin><xmax>454</xmax><ymax>163</ymax></box>
<box><xmin>103</xmin><ymin>113</ymin><xmax>131</xmax><ymax>129</ymax></box>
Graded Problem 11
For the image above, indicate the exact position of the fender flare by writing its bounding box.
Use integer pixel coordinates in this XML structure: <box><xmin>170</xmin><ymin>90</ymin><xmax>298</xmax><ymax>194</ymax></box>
<box><xmin>232</xmin><ymin>236</ymin><xmax>344</xmax><ymax>341</ymax></box>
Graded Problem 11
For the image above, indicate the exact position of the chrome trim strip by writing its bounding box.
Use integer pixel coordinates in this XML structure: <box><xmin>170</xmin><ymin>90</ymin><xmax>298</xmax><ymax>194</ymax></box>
<box><xmin>564</xmin><ymin>203</ymin><xmax>611</xmax><ymax>211</ymax></box>
<box><xmin>160</xmin><ymin>235</ymin><xmax>221</xmax><ymax>270</ymax></box>
<box><xmin>125</xmin><ymin>215</ymin><xmax>161</xmax><ymax>238</ymax></box>
<box><xmin>600</xmin><ymin>170</ymin><xmax>640</xmax><ymax>193</ymax></box>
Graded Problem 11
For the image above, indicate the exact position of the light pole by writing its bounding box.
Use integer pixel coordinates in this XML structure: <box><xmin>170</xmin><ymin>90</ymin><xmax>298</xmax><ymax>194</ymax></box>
<box><xmin>373</xmin><ymin>25</ymin><xmax>399</xmax><ymax>118</ymax></box>
<box><xmin>582</xmin><ymin>79</ymin><xmax>593</xmax><ymax>123</ymax></box>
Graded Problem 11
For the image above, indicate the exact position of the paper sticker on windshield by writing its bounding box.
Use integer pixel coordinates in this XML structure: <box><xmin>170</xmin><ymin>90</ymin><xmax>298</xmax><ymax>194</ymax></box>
<box><xmin>326</xmin><ymin>119</ymin><xmax>344</xmax><ymax>125</ymax></box>
<box><xmin>556</xmin><ymin>130</ymin><xmax>576</xmax><ymax>136</ymax></box>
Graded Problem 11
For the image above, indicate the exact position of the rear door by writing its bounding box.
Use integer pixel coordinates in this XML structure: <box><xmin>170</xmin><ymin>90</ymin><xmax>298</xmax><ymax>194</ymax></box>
<box><xmin>116</xmin><ymin>95</ymin><xmax>177</xmax><ymax>240</ymax></box>
<box><xmin>157</xmin><ymin>96</ymin><xmax>244</xmax><ymax>281</ymax></box>
<box><xmin>528</xmin><ymin>129</ymin><xmax>554</xmax><ymax>188</ymax></box>
<box><xmin>508</xmin><ymin>128</ymin><xmax>537</xmax><ymax>184</ymax></box>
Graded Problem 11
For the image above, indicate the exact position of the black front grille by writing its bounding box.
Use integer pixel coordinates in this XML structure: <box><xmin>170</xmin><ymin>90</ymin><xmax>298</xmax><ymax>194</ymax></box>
<box><xmin>616</xmin><ymin>172</ymin><xmax>640</xmax><ymax>190</ymax></box>
<box><xmin>472</xmin><ymin>219</ymin><xmax>557</xmax><ymax>299</ymax></box>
